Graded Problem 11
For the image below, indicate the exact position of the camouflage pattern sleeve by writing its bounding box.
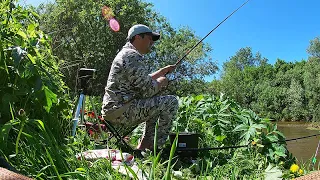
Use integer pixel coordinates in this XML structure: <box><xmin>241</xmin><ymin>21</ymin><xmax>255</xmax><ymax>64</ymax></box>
<box><xmin>124</xmin><ymin>52</ymin><xmax>160</xmax><ymax>97</ymax></box>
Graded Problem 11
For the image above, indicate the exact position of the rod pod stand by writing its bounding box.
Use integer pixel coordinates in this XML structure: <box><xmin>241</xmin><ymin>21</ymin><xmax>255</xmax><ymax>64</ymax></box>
<box><xmin>71</xmin><ymin>68</ymin><xmax>97</xmax><ymax>137</ymax></box>
<box><xmin>70</xmin><ymin>68</ymin><xmax>134</xmax><ymax>155</ymax></box>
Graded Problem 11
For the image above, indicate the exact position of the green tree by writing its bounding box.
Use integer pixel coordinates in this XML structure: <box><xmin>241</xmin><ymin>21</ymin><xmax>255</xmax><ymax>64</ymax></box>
<box><xmin>307</xmin><ymin>36</ymin><xmax>320</xmax><ymax>58</ymax></box>
<box><xmin>212</xmin><ymin>36</ymin><xmax>320</xmax><ymax>122</ymax></box>
<box><xmin>303</xmin><ymin>36</ymin><xmax>320</xmax><ymax>121</ymax></box>
<box><xmin>303</xmin><ymin>60</ymin><xmax>320</xmax><ymax>121</ymax></box>
<box><xmin>207</xmin><ymin>79</ymin><xmax>223</xmax><ymax>96</ymax></box>
<box><xmin>175</xmin><ymin>79</ymin><xmax>210</xmax><ymax>96</ymax></box>
<box><xmin>285</xmin><ymin>79</ymin><xmax>305</xmax><ymax>121</ymax></box>
<box><xmin>37</xmin><ymin>0</ymin><xmax>150</xmax><ymax>95</ymax></box>
<box><xmin>220</xmin><ymin>47</ymin><xmax>267</xmax><ymax>106</ymax></box>
<box><xmin>37</xmin><ymin>0</ymin><xmax>217</xmax><ymax>96</ymax></box>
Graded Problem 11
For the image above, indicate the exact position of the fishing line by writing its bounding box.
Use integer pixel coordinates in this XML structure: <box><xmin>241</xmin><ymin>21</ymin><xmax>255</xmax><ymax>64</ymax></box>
<box><xmin>174</xmin><ymin>0</ymin><xmax>251</xmax><ymax>66</ymax></box>
<box><xmin>312</xmin><ymin>139</ymin><xmax>320</xmax><ymax>166</ymax></box>
<box><xmin>176</xmin><ymin>133</ymin><xmax>320</xmax><ymax>151</ymax></box>
<box><xmin>160</xmin><ymin>0</ymin><xmax>251</xmax><ymax>91</ymax></box>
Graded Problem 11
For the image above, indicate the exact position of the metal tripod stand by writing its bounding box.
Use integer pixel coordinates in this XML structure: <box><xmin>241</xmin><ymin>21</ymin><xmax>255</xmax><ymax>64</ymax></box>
<box><xmin>70</xmin><ymin>68</ymin><xmax>136</xmax><ymax>155</ymax></box>
<box><xmin>71</xmin><ymin>90</ymin><xmax>102</xmax><ymax>137</ymax></box>
<box><xmin>71</xmin><ymin>68</ymin><xmax>100</xmax><ymax>137</ymax></box>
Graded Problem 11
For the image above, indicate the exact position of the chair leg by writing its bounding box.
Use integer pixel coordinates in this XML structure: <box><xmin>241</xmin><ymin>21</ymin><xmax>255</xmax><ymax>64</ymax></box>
<box><xmin>102</xmin><ymin>120</ymin><xmax>135</xmax><ymax>154</ymax></box>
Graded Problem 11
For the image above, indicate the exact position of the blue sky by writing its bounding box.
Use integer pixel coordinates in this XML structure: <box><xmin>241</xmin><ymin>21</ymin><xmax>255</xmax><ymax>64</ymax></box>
<box><xmin>147</xmin><ymin>0</ymin><xmax>320</xmax><ymax>80</ymax></box>
<box><xmin>22</xmin><ymin>0</ymin><xmax>320</xmax><ymax>81</ymax></box>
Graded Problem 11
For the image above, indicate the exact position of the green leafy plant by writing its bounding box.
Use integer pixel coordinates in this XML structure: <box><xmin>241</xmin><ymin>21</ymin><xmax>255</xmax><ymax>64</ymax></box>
<box><xmin>0</xmin><ymin>0</ymin><xmax>71</xmax><ymax>138</ymax></box>
<box><xmin>174</xmin><ymin>94</ymin><xmax>294</xmax><ymax>168</ymax></box>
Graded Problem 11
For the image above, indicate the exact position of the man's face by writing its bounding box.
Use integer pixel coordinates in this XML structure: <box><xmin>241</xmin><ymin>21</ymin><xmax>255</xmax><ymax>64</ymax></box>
<box><xmin>140</xmin><ymin>33</ymin><xmax>154</xmax><ymax>54</ymax></box>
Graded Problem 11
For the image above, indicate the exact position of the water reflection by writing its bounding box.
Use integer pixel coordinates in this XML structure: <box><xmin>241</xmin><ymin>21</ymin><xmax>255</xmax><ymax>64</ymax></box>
<box><xmin>277</xmin><ymin>122</ymin><xmax>320</xmax><ymax>165</ymax></box>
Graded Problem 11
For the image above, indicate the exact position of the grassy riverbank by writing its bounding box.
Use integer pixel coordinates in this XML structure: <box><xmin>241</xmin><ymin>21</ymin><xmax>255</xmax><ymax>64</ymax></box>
<box><xmin>0</xmin><ymin>1</ymin><xmax>318</xmax><ymax>179</ymax></box>
<box><xmin>0</xmin><ymin>94</ymin><xmax>310</xmax><ymax>179</ymax></box>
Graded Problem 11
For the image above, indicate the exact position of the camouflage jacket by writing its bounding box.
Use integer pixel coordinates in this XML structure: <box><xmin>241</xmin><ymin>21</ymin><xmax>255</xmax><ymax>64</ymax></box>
<box><xmin>102</xmin><ymin>42</ymin><xmax>160</xmax><ymax>112</ymax></box>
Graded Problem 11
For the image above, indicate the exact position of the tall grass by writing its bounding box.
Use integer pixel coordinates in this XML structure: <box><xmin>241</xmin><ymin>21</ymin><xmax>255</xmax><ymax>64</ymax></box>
<box><xmin>0</xmin><ymin>97</ymin><xmax>310</xmax><ymax>180</ymax></box>
<box><xmin>0</xmin><ymin>116</ymin><xmax>274</xmax><ymax>180</ymax></box>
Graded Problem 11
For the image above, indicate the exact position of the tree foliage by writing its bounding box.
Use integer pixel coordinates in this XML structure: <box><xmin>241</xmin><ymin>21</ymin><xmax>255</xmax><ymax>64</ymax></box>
<box><xmin>210</xmin><ymin>38</ymin><xmax>320</xmax><ymax>122</ymax></box>
<box><xmin>37</xmin><ymin>0</ymin><xmax>217</xmax><ymax>96</ymax></box>
<box><xmin>307</xmin><ymin>36</ymin><xmax>320</xmax><ymax>58</ymax></box>
<box><xmin>218</xmin><ymin>47</ymin><xmax>268</xmax><ymax>106</ymax></box>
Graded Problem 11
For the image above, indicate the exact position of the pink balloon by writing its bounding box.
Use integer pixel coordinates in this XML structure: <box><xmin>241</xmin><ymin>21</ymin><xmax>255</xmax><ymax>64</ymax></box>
<box><xmin>109</xmin><ymin>18</ymin><xmax>120</xmax><ymax>32</ymax></box>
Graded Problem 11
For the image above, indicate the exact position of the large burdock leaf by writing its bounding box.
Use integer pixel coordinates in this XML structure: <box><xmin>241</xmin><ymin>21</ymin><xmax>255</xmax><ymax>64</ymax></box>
<box><xmin>42</xmin><ymin>85</ymin><xmax>57</xmax><ymax>112</ymax></box>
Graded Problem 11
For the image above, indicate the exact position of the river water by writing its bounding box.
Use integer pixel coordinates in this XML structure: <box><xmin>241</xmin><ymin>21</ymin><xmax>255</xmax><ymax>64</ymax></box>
<box><xmin>277</xmin><ymin>122</ymin><xmax>320</xmax><ymax>164</ymax></box>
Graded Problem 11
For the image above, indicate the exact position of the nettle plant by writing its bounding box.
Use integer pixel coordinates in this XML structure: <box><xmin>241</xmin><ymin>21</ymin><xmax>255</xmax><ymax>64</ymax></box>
<box><xmin>174</xmin><ymin>94</ymin><xmax>294</xmax><ymax>165</ymax></box>
<box><xmin>0</xmin><ymin>1</ymin><xmax>71</xmax><ymax>141</ymax></box>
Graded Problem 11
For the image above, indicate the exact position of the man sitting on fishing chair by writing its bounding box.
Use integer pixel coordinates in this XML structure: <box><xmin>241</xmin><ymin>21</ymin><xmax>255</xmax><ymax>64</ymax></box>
<box><xmin>101</xmin><ymin>24</ymin><xmax>179</xmax><ymax>151</ymax></box>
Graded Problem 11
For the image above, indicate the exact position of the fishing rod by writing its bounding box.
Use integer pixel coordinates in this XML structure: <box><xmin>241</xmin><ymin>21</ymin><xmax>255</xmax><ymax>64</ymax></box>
<box><xmin>174</xmin><ymin>0</ymin><xmax>251</xmax><ymax>67</ymax></box>
<box><xmin>312</xmin><ymin>139</ymin><xmax>320</xmax><ymax>167</ymax></box>
<box><xmin>175</xmin><ymin>133</ymin><xmax>320</xmax><ymax>152</ymax></box>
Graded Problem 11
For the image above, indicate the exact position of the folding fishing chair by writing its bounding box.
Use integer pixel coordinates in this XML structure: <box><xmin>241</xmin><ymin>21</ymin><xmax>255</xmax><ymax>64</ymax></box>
<box><xmin>71</xmin><ymin>68</ymin><xmax>139</xmax><ymax>155</ymax></box>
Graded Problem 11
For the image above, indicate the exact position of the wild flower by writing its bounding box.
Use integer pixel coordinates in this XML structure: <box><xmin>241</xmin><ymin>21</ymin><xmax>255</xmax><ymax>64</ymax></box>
<box><xmin>290</xmin><ymin>164</ymin><xmax>299</xmax><ymax>173</ymax></box>
<box><xmin>299</xmin><ymin>169</ymin><xmax>303</xmax><ymax>175</ymax></box>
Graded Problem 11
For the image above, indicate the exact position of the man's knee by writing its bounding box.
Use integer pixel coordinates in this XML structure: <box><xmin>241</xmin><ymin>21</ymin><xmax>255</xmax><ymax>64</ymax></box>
<box><xmin>161</xmin><ymin>95</ymin><xmax>179</xmax><ymax>112</ymax></box>
<box><xmin>169</xmin><ymin>95</ymin><xmax>179</xmax><ymax>109</ymax></box>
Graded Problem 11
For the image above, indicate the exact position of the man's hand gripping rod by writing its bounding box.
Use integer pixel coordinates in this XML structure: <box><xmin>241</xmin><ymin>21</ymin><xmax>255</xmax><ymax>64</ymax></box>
<box><xmin>159</xmin><ymin>0</ymin><xmax>251</xmax><ymax>90</ymax></box>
